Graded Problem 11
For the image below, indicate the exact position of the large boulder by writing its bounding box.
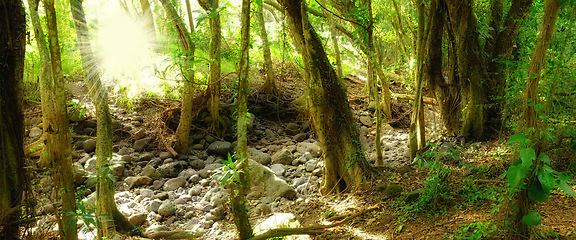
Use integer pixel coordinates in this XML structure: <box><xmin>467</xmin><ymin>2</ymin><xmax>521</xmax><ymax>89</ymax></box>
<box><xmin>158</xmin><ymin>200</ymin><xmax>176</xmax><ymax>216</ymax></box>
<box><xmin>207</xmin><ymin>141</ymin><xmax>233</xmax><ymax>157</ymax></box>
<box><xmin>157</xmin><ymin>161</ymin><xmax>186</xmax><ymax>178</ymax></box>
<box><xmin>163</xmin><ymin>177</ymin><xmax>187</xmax><ymax>191</ymax></box>
<box><xmin>246</xmin><ymin>159</ymin><xmax>297</xmax><ymax>199</ymax></box>
<box><xmin>134</xmin><ymin>137</ymin><xmax>152</xmax><ymax>151</ymax></box>
<box><xmin>296</xmin><ymin>142</ymin><xmax>322</xmax><ymax>157</ymax></box>
<box><xmin>248</xmin><ymin>148</ymin><xmax>271</xmax><ymax>165</ymax></box>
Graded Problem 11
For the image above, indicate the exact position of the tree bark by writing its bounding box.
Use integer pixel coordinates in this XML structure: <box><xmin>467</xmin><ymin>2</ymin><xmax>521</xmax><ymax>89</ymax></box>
<box><xmin>279</xmin><ymin>0</ymin><xmax>371</xmax><ymax>194</ymax></box>
<box><xmin>198</xmin><ymin>0</ymin><xmax>224</xmax><ymax>135</ymax></box>
<box><xmin>233</xmin><ymin>0</ymin><xmax>254</xmax><ymax>238</ymax></box>
<box><xmin>410</xmin><ymin>0</ymin><xmax>427</xmax><ymax>159</ymax></box>
<box><xmin>159</xmin><ymin>0</ymin><xmax>196</xmax><ymax>154</ymax></box>
<box><xmin>44</xmin><ymin>0</ymin><xmax>78</xmax><ymax>239</ymax></box>
<box><xmin>256</xmin><ymin>0</ymin><xmax>277</xmax><ymax>94</ymax></box>
<box><xmin>0</xmin><ymin>0</ymin><xmax>27</xmax><ymax>238</ymax></box>
<box><xmin>68</xmin><ymin>0</ymin><xmax>135</xmax><ymax>237</ymax></box>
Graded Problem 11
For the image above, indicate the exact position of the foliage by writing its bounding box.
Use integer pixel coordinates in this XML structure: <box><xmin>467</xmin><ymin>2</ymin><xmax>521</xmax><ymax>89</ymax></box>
<box><xmin>450</xmin><ymin>221</ymin><xmax>497</xmax><ymax>240</ymax></box>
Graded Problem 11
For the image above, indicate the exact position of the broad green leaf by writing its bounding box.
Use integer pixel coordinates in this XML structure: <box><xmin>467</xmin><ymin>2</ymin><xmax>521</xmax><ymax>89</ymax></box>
<box><xmin>559</xmin><ymin>180</ymin><xmax>576</xmax><ymax>197</ymax></box>
<box><xmin>522</xmin><ymin>211</ymin><xmax>542</xmax><ymax>226</ymax></box>
<box><xmin>537</xmin><ymin>169</ymin><xmax>556</xmax><ymax>193</ymax></box>
<box><xmin>507</xmin><ymin>165</ymin><xmax>528</xmax><ymax>188</ymax></box>
<box><xmin>542</xmin><ymin>164</ymin><xmax>559</xmax><ymax>174</ymax></box>
<box><xmin>520</xmin><ymin>148</ymin><xmax>536</xmax><ymax>168</ymax></box>
<box><xmin>528</xmin><ymin>180</ymin><xmax>549</xmax><ymax>202</ymax></box>
<box><xmin>538</xmin><ymin>152</ymin><xmax>551</xmax><ymax>163</ymax></box>
<box><xmin>508</xmin><ymin>133</ymin><xmax>527</xmax><ymax>144</ymax></box>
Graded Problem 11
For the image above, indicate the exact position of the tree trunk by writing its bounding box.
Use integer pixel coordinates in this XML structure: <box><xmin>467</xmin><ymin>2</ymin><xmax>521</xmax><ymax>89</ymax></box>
<box><xmin>325</xmin><ymin>9</ymin><xmax>343</xmax><ymax>79</ymax></box>
<box><xmin>0</xmin><ymin>0</ymin><xmax>27</xmax><ymax>238</ymax></box>
<box><xmin>199</xmin><ymin>0</ymin><xmax>224</xmax><ymax>136</ymax></box>
<box><xmin>410</xmin><ymin>0</ymin><xmax>427</xmax><ymax>159</ymax></box>
<box><xmin>233</xmin><ymin>0</ymin><xmax>254</xmax><ymax>238</ymax></box>
<box><xmin>445</xmin><ymin>0</ymin><xmax>487</xmax><ymax>141</ymax></box>
<box><xmin>43</xmin><ymin>0</ymin><xmax>78</xmax><ymax>239</ymax></box>
<box><xmin>280</xmin><ymin>0</ymin><xmax>371</xmax><ymax>194</ymax></box>
<box><xmin>140</xmin><ymin>0</ymin><xmax>158</xmax><ymax>48</ymax></box>
<box><xmin>159</xmin><ymin>0</ymin><xmax>196</xmax><ymax>154</ymax></box>
<box><xmin>69</xmin><ymin>0</ymin><xmax>135</xmax><ymax>237</ymax></box>
<box><xmin>256</xmin><ymin>0</ymin><xmax>277</xmax><ymax>94</ymax></box>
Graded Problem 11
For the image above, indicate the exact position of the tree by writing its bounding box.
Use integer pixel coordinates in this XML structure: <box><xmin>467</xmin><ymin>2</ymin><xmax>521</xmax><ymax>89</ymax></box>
<box><xmin>256</xmin><ymin>0</ymin><xmax>277</xmax><ymax>94</ymax></box>
<box><xmin>68</xmin><ymin>0</ymin><xmax>135</xmax><ymax>237</ymax></box>
<box><xmin>139</xmin><ymin>0</ymin><xmax>158</xmax><ymax>47</ymax></box>
<box><xmin>0</xmin><ymin>0</ymin><xmax>27</xmax><ymax>238</ymax></box>
<box><xmin>198</xmin><ymin>0</ymin><xmax>225</xmax><ymax>135</ymax></box>
<box><xmin>232</xmin><ymin>0</ymin><xmax>254</xmax><ymax>238</ymax></box>
<box><xmin>27</xmin><ymin>0</ymin><xmax>78</xmax><ymax>238</ymax></box>
<box><xmin>409</xmin><ymin>0</ymin><xmax>426</xmax><ymax>159</ymax></box>
<box><xmin>158</xmin><ymin>0</ymin><xmax>196</xmax><ymax>154</ymax></box>
<box><xmin>280</xmin><ymin>0</ymin><xmax>371</xmax><ymax>194</ymax></box>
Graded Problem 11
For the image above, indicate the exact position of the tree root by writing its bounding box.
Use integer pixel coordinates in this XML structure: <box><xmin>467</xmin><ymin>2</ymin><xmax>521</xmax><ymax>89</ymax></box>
<box><xmin>141</xmin><ymin>230</ymin><xmax>203</xmax><ymax>239</ymax></box>
<box><xmin>248</xmin><ymin>205</ymin><xmax>381</xmax><ymax>240</ymax></box>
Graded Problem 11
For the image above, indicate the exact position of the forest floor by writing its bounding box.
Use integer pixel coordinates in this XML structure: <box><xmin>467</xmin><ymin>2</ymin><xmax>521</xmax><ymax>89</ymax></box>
<box><xmin>22</xmin><ymin>62</ymin><xmax>576</xmax><ymax>240</ymax></box>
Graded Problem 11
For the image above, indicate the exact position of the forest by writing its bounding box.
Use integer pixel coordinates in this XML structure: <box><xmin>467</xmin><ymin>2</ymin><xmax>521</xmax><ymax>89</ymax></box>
<box><xmin>1</xmin><ymin>0</ymin><xmax>576</xmax><ymax>239</ymax></box>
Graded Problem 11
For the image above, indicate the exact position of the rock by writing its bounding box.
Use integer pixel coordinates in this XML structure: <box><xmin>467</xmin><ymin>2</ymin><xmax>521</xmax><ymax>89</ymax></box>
<box><xmin>129</xmin><ymin>213</ymin><xmax>147</xmax><ymax>226</ymax></box>
<box><xmin>189</xmin><ymin>174</ymin><xmax>200</xmax><ymax>183</ymax></box>
<box><xmin>385</xmin><ymin>184</ymin><xmax>403</xmax><ymax>198</ymax></box>
<box><xmin>151</xmin><ymin>180</ymin><xmax>164</xmax><ymax>190</ymax></box>
<box><xmin>124</xmin><ymin>176</ymin><xmax>153</xmax><ymax>189</ymax></box>
<box><xmin>207</xmin><ymin>141</ymin><xmax>233</xmax><ymax>157</ymax></box>
<box><xmin>42</xmin><ymin>204</ymin><xmax>55</xmax><ymax>214</ymax></box>
<box><xmin>265</xmin><ymin>129</ymin><xmax>275</xmax><ymax>138</ymax></box>
<box><xmin>121</xmin><ymin>155</ymin><xmax>134</xmax><ymax>163</ymax></box>
<box><xmin>113</xmin><ymin>162</ymin><xmax>125</xmax><ymax>178</ymax></box>
<box><xmin>118</xmin><ymin>147</ymin><xmax>131</xmax><ymax>155</ymax></box>
<box><xmin>205</xmin><ymin>135</ymin><xmax>216</xmax><ymax>143</ymax></box>
<box><xmin>247</xmin><ymin>159</ymin><xmax>297</xmax><ymax>199</ymax></box>
<box><xmin>159</xmin><ymin>152</ymin><xmax>173</xmax><ymax>160</ymax></box>
<box><xmin>72</xmin><ymin>162</ymin><xmax>86</xmax><ymax>186</ymax></box>
<box><xmin>140</xmin><ymin>165</ymin><xmax>162</xmax><ymax>180</ymax></box>
<box><xmin>140</xmin><ymin>189</ymin><xmax>154</xmax><ymax>198</ymax></box>
<box><xmin>143</xmin><ymin>223</ymin><xmax>171</xmax><ymax>237</ymax></box>
<box><xmin>271</xmin><ymin>149</ymin><xmax>293</xmax><ymax>165</ymax></box>
<box><xmin>405</xmin><ymin>188</ymin><xmax>423</xmax><ymax>203</ymax></box>
<box><xmin>134</xmin><ymin>137</ymin><xmax>152</xmax><ymax>152</ymax></box>
<box><xmin>139</xmin><ymin>152</ymin><xmax>154</xmax><ymax>161</ymax></box>
<box><xmin>154</xmin><ymin>192</ymin><xmax>169</xmax><ymax>200</ymax></box>
<box><xmin>133</xmin><ymin>128</ymin><xmax>146</xmax><ymax>140</ymax></box>
<box><xmin>248</xmin><ymin>148</ymin><xmax>271</xmax><ymax>165</ymax></box>
<box><xmin>207</xmin><ymin>206</ymin><xmax>225</xmax><ymax>221</ymax></box>
<box><xmin>292</xmin><ymin>133</ymin><xmax>307</xmax><ymax>142</ymax></box>
<box><xmin>190</xmin><ymin>159</ymin><xmax>205</xmax><ymax>170</ymax></box>
<box><xmin>84</xmin><ymin>157</ymin><xmax>97</xmax><ymax>174</ymax></box>
<box><xmin>403</xmin><ymin>149</ymin><xmax>411</xmax><ymax>158</ymax></box>
<box><xmin>296</xmin><ymin>142</ymin><xmax>322</xmax><ymax>157</ymax></box>
<box><xmin>158</xmin><ymin>161</ymin><xmax>186</xmax><ymax>178</ymax></box>
<box><xmin>29</xmin><ymin>127</ymin><xmax>43</xmax><ymax>139</ymax></box>
<box><xmin>204</xmin><ymin>163</ymin><xmax>223</xmax><ymax>171</ymax></box>
<box><xmin>163</xmin><ymin>177</ymin><xmax>187</xmax><ymax>191</ymax></box>
<box><xmin>397</xmin><ymin>165</ymin><xmax>413</xmax><ymax>175</ymax></box>
<box><xmin>305</xmin><ymin>160</ymin><xmax>317</xmax><ymax>172</ymax></box>
<box><xmin>254</xmin><ymin>213</ymin><xmax>300</xmax><ymax>235</ymax></box>
<box><xmin>158</xmin><ymin>200</ymin><xmax>176</xmax><ymax>216</ymax></box>
<box><xmin>148</xmin><ymin>199</ymin><xmax>162</xmax><ymax>212</ymax></box>
<box><xmin>359</xmin><ymin>115</ymin><xmax>373</xmax><ymax>127</ymax></box>
<box><xmin>270</xmin><ymin>164</ymin><xmax>286</xmax><ymax>176</ymax></box>
<box><xmin>198</xmin><ymin>169</ymin><xmax>209</xmax><ymax>179</ymax></box>
<box><xmin>285</xmin><ymin>123</ymin><xmax>300</xmax><ymax>135</ymax></box>
<box><xmin>83</xmin><ymin>139</ymin><xmax>96</xmax><ymax>153</ymax></box>
<box><xmin>189</xmin><ymin>186</ymin><xmax>202</xmax><ymax>196</ymax></box>
<box><xmin>178</xmin><ymin>169</ymin><xmax>197</xmax><ymax>179</ymax></box>
<box><xmin>191</xmin><ymin>144</ymin><xmax>204</xmax><ymax>150</ymax></box>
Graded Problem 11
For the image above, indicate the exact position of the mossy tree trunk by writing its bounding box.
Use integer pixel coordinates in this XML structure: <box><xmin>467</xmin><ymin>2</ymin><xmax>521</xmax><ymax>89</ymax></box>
<box><xmin>280</xmin><ymin>0</ymin><xmax>371</xmax><ymax>194</ymax></box>
<box><xmin>0</xmin><ymin>0</ymin><xmax>27</xmax><ymax>238</ymax></box>
<box><xmin>233</xmin><ymin>0</ymin><xmax>254</xmax><ymax>238</ymax></box>
<box><xmin>198</xmin><ymin>0</ymin><xmax>224</xmax><ymax>136</ymax></box>
<box><xmin>159</xmin><ymin>0</ymin><xmax>196</xmax><ymax>154</ymax></box>
<box><xmin>39</xmin><ymin>0</ymin><xmax>78</xmax><ymax>239</ymax></box>
<box><xmin>68</xmin><ymin>0</ymin><xmax>135</xmax><ymax>237</ymax></box>
<box><xmin>256</xmin><ymin>0</ymin><xmax>277</xmax><ymax>94</ymax></box>
<box><xmin>409</xmin><ymin>0</ymin><xmax>426</xmax><ymax>159</ymax></box>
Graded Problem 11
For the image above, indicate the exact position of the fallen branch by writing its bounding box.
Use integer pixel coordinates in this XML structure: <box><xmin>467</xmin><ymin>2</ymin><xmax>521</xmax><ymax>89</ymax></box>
<box><xmin>141</xmin><ymin>230</ymin><xmax>203</xmax><ymax>239</ymax></box>
<box><xmin>248</xmin><ymin>205</ymin><xmax>381</xmax><ymax>240</ymax></box>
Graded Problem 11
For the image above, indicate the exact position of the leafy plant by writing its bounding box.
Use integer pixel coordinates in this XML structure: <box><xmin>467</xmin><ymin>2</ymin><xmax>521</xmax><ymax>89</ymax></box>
<box><xmin>452</xmin><ymin>221</ymin><xmax>497</xmax><ymax>240</ymax></box>
<box><xmin>505</xmin><ymin>133</ymin><xmax>576</xmax><ymax>226</ymax></box>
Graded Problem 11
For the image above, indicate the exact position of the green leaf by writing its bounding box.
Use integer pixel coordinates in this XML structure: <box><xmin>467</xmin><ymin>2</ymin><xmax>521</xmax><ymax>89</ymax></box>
<box><xmin>542</xmin><ymin>164</ymin><xmax>559</xmax><ymax>174</ymax></box>
<box><xmin>507</xmin><ymin>164</ymin><xmax>528</xmax><ymax>188</ymax></box>
<box><xmin>522</xmin><ymin>211</ymin><xmax>542</xmax><ymax>226</ymax></box>
<box><xmin>508</xmin><ymin>133</ymin><xmax>527</xmax><ymax>144</ymax></box>
<box><xmin>520</xmin><ymin>148</ymin><xmax>536</xmax><ymax>168</ymax></box>
<box><xmin>538</xmin><ymin>152</ymin><xmax>551</xmax><ymax>163</ymax></box>
<box><xmin>559</xmin><ymin>180</ymin><xmax>576</xmax><ymax>197</ymax></box>
<box><xmin>528</xmin><ymin>180</ymin><xmax>549</xmax><ymax>202</ymax></box>
<box><xmin>537</xmin><ymin>169</ymin><xmax>556</xmax><ymax>193</ymax></box>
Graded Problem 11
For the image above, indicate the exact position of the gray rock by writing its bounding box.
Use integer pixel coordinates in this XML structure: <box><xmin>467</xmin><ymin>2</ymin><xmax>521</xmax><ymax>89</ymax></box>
<box><xmin>151</xmin><ymin>180</ymin><xmax>164</xmax><ymax>190</ymax></box>
<box><xmin>207</xmin><ymin>141</ymin><xmax>233</xmax><ymax>157</ymax></box>
<box><xmin>246</xmin><ymin>159</ymin><xmax>297</xmax><ymax>199</ymax></box>
<box><xmin>205</xmin><ymin>135</ymin><xmax>216</xmax><ymax>143</ymax></box>
<box><xmin>158</xmin><ymin>200</ymin><xmax>176</xmax><ymax>216</ymax></box>
<box><xmin>29</xmin><ymin>127</ymin><xmax>43</xmax><ymax>139</ymax></box>
<box><xmin>190</xmin><ymin>159</ymin><xmax>205</xmax><ymax>170</ymax></box>
<box><xmin>191</xmin><ymin>144</ymin><xmax>204</xmax><ymax>150</ymax></box>
<box><xmin>143</xmin><ymin>223</ymin><xmax>171</xmax><ymax>237</ymax></box>
<box><xmin>134</xmin><ymin>137</ymin><xmax>152</xmax><ymax>151</ymax></box>
<box><xmin>158</xmin><ymin>161</ymin><xmax>186</xmax><ymax>178</ymax></box>
<box><xmin>198</xmin><ymin>169</ymin><xmax>209</xmax><ymax>179</ymax></box>
<box><xmin>178</xmin><ymin>169</ymin><xmax>197</xmax><ymax>179</ymax></box>
<box><xmin>248</xmin><ymin>148</ymin><xmax>271</xmax><ymax>165</ymax></box>
<box><xmin>118</xmin><ymin>147</ymin><xmax>131</xmax><ymax>155</ymax></box>
<box><xmin>163</xmin><ymin>177</ymin><xmax>187</xmax><ymax>191</ymax></box>
<box><xmin>271</xmin><ymin>149</ymin><xmax>293</xmax><ymax>165</ymax></box>
<box><xmin>189</xmin><ymin>174</ymin><xmax>200</xmax><ymax>183</ymax></box>
<box><xmin>265</xmin><ymin>129</ymin><xmax>275</xmax><ymax>138</ymax></box>
<box><xmin>359</xmin><ymin>115</ymin><xmax>373</xmax><ymax>127</ymax></box>
<box><xmin>129</xmin><ymin>213</ymin><xmax>147</xmax><ymax>226</ymax></box>
<box><xmin>72</xmin><ymin>162</ymin><xmax>86</xmax><ymax>186</ymax></box>
<box><xmin>139</xmin><ymin>152</ymin><xmax>154</xmax><ymax>161</ymax></box>
<box><xmin>83</xmin><ymin>139</ymin><xmax>96</xmax><ymax>153</ymax></box>
<box><xmin>133</xmin><ymin>128</ymin><xmax>146</xmax><ymax>140</ymax></box>
<box><xmin>148</xmin><ymin>199</ymin><xmax>162</xmax><ymax>212</ymax></box>
<box><xmin>84</xmin><ymin>157</ymin><xmax>97</xmax><ymax>174</ymax></box>
<box><xmin>121</xmin><ymin>155</ymin><xmax>134</xmax><ymax>163</ymax></box>
<box><xmin>296</xmin><ymin>142</ymin><xmax>322</xmax><ymax>157</ymax></box>
<box><xmin>140</xmin><ymin>165</ymin><xmax>162</xmax><ymax>180</ymax></box>
<box><xmin>305</xmin><ymin>160</ymin><xmax>317</xmax><ymax>172</ymax></box>
<box><xmin>204</xmin><ymin>163</ymin><xmax>223</xmax><ymax>171</ymax></box>
<box><xmin>124</xmin><ymin>176</ymin><xmax>153</xmax><ymax>189</ymax></box>
<box><xmin>159</xmin><ymin>152</ymin><xmax>173</xmax><ymax>160</ymax></box>
<box><xmin>285</xmin><ymin>123</ymin><xmax>300</xmax><ymax>135</ymax></box>
<box><xmin>270</xmin><ymin>164</ymin><xmax>286</xmax><ymax>176</ymax></box>
<box><xmin>189</xmin><ymin>186</ymin><xmax>202</xmax><ymax>196</ymax></box>
<box><xmin>140</xmin><ymin>189</ymin><xmax>154</xmax><ymax>198</ymax></box>
<box><xmin>292</xmin><ymin>133</ymin><xmax>307</xmax><ymax>142</ymax></box>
